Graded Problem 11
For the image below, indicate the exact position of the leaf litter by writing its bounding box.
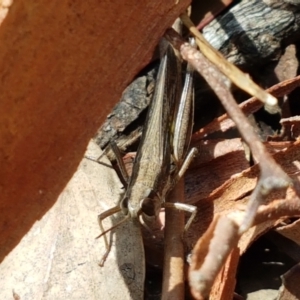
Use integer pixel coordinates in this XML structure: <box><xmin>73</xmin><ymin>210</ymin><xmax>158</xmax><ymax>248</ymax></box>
<box><xmin>3</xmin><ymin>2</ymin><xmax>300</xmax><ymax>299</ymax></box>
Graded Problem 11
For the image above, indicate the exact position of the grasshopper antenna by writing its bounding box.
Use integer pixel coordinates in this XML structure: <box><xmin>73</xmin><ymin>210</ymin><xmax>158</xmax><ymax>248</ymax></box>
<box><xmin>96</xmin><ymin>214</ymin><xmax>131</xmax><ymax>240</ymax></box>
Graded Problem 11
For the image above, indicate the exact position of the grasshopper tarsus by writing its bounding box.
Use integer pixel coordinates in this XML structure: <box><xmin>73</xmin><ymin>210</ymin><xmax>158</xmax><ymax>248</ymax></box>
<box><xmin>183</xmin><ymin>205</ymin><xmax>197</xmax><ymax>233</ymax></box>
<box><xmin>86</xmin><ymin>141</ymin><xmax>129</xmax><ymax>188</ymax></box>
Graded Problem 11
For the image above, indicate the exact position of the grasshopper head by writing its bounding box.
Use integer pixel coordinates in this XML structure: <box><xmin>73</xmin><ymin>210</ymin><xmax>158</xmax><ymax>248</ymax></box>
<box><xmin>121</xmin><ymin>188</ymin><xmax>161</xmax><ymax>221</ymax></box>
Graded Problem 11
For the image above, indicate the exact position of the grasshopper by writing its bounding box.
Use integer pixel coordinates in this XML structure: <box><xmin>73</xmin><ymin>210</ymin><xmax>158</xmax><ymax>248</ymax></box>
<box><xmin>165</xmin><ymin>40</ymin><xmax>198</xmax><ymax>231</ymax></box>
<box><xmin>98</xmin><ymin>41</ymin><xmax>197</xmax><ymax>263</ymax></box>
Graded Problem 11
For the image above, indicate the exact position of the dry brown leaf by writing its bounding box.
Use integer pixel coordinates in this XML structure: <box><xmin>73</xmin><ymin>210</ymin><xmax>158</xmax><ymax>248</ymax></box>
<box><xmin>185</xmin><ymin>140</ymin><xmax>296</xmax><ymax>206</ymax></box>
<box><xmin>186</xmin><ymin>139</ymin><xmax>250</xmax><ymax>204</ymax></box>
<box><xmin>238</xmin><ymin>216</ymin><xmax>280</xmax><ymax>255</ymax></box>
<box><xmin>0</xmin><ymin>141</ymin><xmax>144</xmax><ymax>299</ymax></box>
<box><xmin>185</xmin><ymin>141</ymin><xmax>300</xmax><ymax>252</ymax></box>
<box><xmin>210</xmin><ymin>247</ymin><xmax>240</xmax><ymax>300</ymax></box>
<box><xmin>188</xmin><ymin>191</ymin><xmax>300</xmax><ymax>300</ymax></box>
<box><xmin>192</xmin><ymin>140</ymin><xmax>300</xmax><ymax>206</ymax></box>
<box><xmin>188</xmin><ymin>215</ymin><xmax>240</xmax><ymax>300</ymax></box>
<box><xmin>186</xmin><ymin>140</ymin><xmax>300</xmax><ymax>250</ymax></box>
<box><xmin>185</xmin><ymin>138</ymin><xmax>300</xmax><ymax>299</ymax></box>
<box><xmin>276</xmin><ymin>217</ymin><xmax>300</xmax><ymax>246</ymax></box>
<box><xmin>191</xmin><ymin>138</ymin><xmax>247</xmax><ymax>166</ymax></box>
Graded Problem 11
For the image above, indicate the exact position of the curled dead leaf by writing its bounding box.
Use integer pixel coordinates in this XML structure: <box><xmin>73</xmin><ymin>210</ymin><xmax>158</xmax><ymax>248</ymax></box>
<box><xmin>0</xmin><ymin>141</ymin><xmax>145</xmax><ymax>299</ymax></box>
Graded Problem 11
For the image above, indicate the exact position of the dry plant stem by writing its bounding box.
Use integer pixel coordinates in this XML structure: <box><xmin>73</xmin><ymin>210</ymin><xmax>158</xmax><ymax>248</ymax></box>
<box><xmin>165</xmin><ymin>28</ymin><xmax>292</xmax><ymax>232</ymax></box>
<box><xmin>162</xmin><ymin>178</ymin><xmax>185</xmax><ymax>300</ymax></box>
<box><xmin>192</xmin><ymin>75</ymin><xmax>300</xmax><ymax>141</ymax></box>
<box><xmin>254</xmin><ymin>196</ymin><xmax>300</xmax><ymax>225</ymax></box>
<box><xmin>180</xmin><ymin>13</ymin><xmax>277</xmax><ymax>106</ymax></box>
<box><xmin>189</xmin><ymin>215</ymin><xmax>240</xmax><ymax>300</ymax></box>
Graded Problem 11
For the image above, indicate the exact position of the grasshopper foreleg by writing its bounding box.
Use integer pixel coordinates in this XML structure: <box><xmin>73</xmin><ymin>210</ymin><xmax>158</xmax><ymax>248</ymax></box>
<box><xmin>109</xmin><ymin>140</ymin><xmax>129</xmax><ymax>186</ymax></box>
<box><xmin>86</xmin><ymin>140</ymin><xmax>129</xmax><ymax>187</ymax></box>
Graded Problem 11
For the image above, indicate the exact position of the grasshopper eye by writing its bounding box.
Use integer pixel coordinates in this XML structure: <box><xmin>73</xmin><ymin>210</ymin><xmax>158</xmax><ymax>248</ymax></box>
<box><xmin>141</xmin><ymin>197</ymin><xmax>156</xmax><ymax>217</ymax></box>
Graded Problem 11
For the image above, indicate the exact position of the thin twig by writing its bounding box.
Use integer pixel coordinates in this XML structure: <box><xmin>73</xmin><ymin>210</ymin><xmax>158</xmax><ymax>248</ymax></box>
<box><xmin>192</xmin><ymin>75</ymin><xmax>300</xmax><ymax>141</ymax></box>
<box><xmin>254</xmin><ymin>194</ymin><xmax>300</xmax><ymax>225</ymax></box>
<box><xmin>180</xmin><ymin>13</ymin><xmax>277</xmax><ymax>107</ymax></box>
<box><xmin>162</xmin><ymin>178</ymin><xmax>186</xmax><ymax>300</ymax></box>
<box><xmin>189</xmin><ymin>215</ymin><xmax>240</xmax><ymax>300</ymax></box>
